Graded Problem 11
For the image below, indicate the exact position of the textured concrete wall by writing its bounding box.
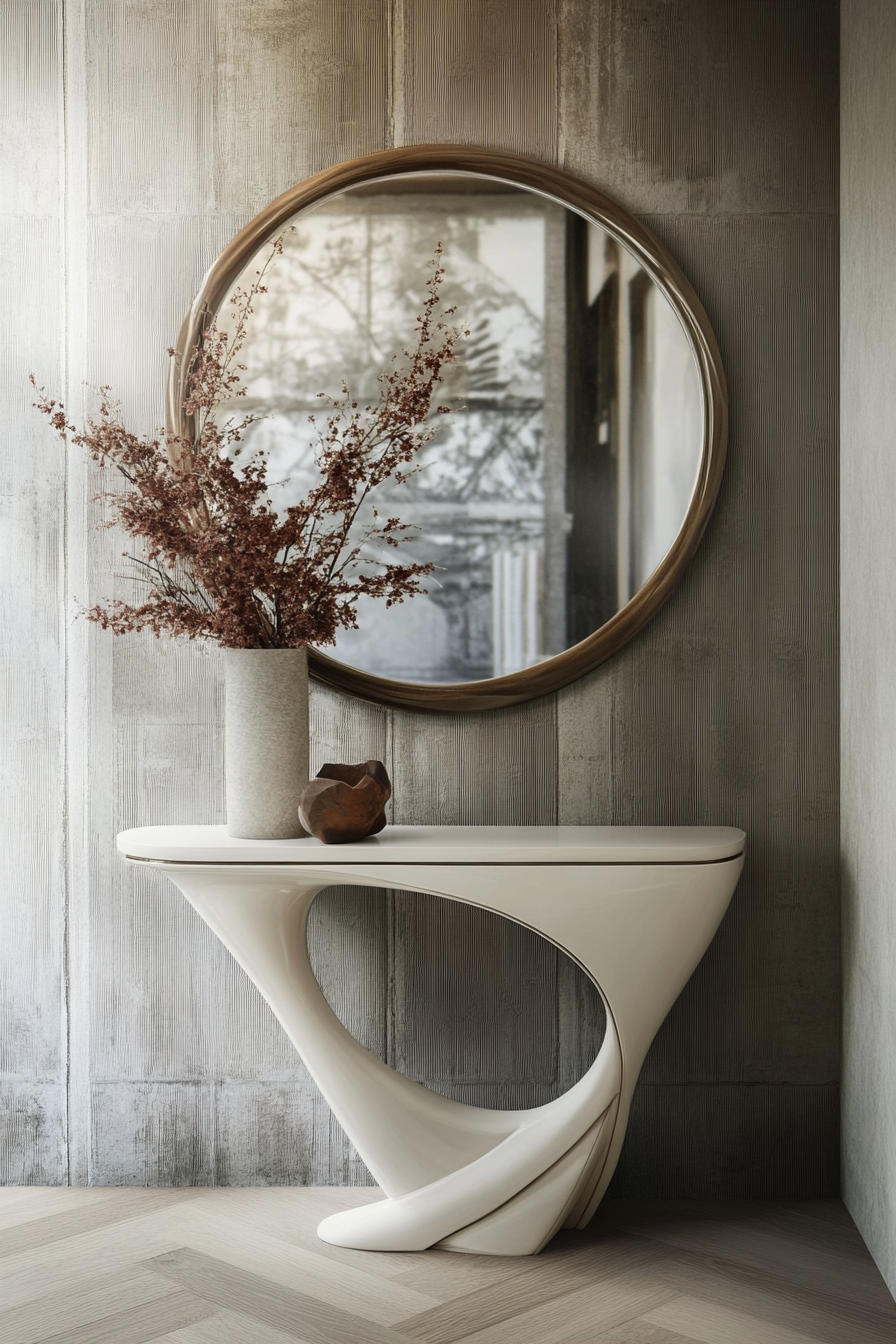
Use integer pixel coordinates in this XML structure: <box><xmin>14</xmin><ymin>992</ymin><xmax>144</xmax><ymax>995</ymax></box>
<box><xmin>0</xmin><ymin>0</ymin><xmax>67</xmax><ymax>1183</ymax></box>
<box><xmin>841</xmin><ymin>0</ymin><xmax>896</xmax><ymax>1298</ymax></box>
<box><xmin>2</xmin><ymin>0</ymin><xmax>839</xmax><ymax>1195</ymax></box>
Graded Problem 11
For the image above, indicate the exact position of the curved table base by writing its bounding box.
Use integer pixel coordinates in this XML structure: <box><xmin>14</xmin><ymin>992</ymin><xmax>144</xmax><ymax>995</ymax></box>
<box><xmin>143</xmin><ymin>857</ymin><xmax>742</xmax><ymax>1255</ymax></box>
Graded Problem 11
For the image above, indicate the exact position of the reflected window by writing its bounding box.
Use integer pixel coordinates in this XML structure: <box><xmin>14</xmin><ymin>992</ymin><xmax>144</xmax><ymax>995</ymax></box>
<box><xmin>220</xmin><ymin>175</ymin><xmax>702</xmax><ymax>684</ymax></box>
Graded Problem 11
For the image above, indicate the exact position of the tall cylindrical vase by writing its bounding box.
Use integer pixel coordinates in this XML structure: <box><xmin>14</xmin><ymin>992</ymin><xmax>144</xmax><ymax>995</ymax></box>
<box><xmin>224</xmin><ymin>647</ymin><xmax>309</xmax><ymax>839</ymax></box>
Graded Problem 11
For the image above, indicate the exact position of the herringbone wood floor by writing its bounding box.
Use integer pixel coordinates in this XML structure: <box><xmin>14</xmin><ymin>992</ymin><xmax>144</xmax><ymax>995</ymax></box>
<box><xmin>0</xmin><ymin>1189</ymin><xmax>893</xmax><ymax>1344</ymax></box>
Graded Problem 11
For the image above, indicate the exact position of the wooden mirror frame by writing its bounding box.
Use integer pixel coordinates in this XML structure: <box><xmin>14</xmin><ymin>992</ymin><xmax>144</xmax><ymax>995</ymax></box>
<box><xmin>168</xmin><ymin>146</ymin><xmax>727</xmax><ymax>713</ymax></box>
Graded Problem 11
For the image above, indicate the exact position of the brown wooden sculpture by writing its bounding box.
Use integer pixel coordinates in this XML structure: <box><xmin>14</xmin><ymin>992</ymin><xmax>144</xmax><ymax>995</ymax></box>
<box><xmin>298</xmin><ymin>760</ymin><xmax>392</xmax><ymax>844</ymax></box>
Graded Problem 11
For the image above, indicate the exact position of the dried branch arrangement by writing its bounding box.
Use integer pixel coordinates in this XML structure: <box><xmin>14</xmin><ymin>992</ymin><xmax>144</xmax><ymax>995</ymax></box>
<box><xmin>33</xmin><ymin>242</ymin><xmax>463</xmax><ymax>648</ymax></box>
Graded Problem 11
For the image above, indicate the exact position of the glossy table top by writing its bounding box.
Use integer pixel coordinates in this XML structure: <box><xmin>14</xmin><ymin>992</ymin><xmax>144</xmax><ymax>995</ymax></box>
<box><xmin>118</xmin><ymin>824</ymin><xmax>746</xmax><ymax>866</ymax></box>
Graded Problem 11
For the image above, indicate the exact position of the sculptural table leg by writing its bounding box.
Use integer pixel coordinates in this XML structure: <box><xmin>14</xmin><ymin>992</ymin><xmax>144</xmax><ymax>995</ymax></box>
<box><xmin>154</xmin><ymin>857</ymin><xmax>741</xmax><ymax>1255</ymax></box>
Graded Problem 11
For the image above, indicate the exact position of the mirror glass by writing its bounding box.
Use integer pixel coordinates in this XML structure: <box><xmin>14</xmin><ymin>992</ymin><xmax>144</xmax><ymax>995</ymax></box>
<box><xmin>217</xmin><ymin>172</ymin><xmax>703</xmax><ymax>684</ymax></box>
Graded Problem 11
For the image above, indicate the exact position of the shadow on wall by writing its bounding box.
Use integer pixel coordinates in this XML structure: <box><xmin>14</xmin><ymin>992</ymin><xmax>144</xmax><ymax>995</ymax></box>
<box><xmin>308</xmin><ymin>886</ymin><xmax>607</xmax><ymax>1111</ymax></box>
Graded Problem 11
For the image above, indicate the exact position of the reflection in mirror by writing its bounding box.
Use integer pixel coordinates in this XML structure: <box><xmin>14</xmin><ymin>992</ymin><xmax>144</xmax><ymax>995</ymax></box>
<box><xmin>218</xmin><ymin>173</ymin><xmax>702</xmax><ymax>684</ymax></box>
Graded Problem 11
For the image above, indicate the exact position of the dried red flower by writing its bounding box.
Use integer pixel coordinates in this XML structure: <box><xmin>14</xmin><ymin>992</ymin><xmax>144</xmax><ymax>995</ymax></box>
<box><xmin>32</xmin><ymin>245</ymin><xmax>464</xmax><ymax>649</ymax></box>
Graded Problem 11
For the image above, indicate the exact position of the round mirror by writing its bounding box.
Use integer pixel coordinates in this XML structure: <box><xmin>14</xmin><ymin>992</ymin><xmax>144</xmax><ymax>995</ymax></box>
<box><xmin>169</xmin><ymin>148</ymin><xmax>726</xmax><ymax>711</ymax></box>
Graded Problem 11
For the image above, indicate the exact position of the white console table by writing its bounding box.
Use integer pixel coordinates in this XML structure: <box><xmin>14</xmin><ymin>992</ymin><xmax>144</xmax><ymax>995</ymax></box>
<box><xmin>118</xmin><ymin>824</ymin><xmax>745</xmax><ymax>1256</ymax></box>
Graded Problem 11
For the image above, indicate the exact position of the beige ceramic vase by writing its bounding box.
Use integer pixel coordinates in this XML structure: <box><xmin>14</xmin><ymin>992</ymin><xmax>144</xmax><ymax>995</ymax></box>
<box><xmin>223</xmin><ymin>647</ymin><xmax>309</xmax><ymax>839</ymax></box>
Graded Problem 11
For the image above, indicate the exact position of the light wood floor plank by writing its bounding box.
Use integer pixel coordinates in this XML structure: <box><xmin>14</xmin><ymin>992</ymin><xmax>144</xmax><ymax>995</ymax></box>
<box><xmin>0</xmin><ymin>1188</ymin><xmax>113</xmax><ymax>1230</ymax></box>
<box><xmin>155</xmin><ymin>1308</ymin><xmax>314</xmax><ymax>1344</ymax></box>
<box><xmin>167</xmin><ymin>1186</ymin><xmax>494</xmax><ymax>1297</ymax></box>
<box><xmin>597</xmin><ymin>1201</ymin><xmax>891</xmax><ymax>1309</ymax></box>
<box><xmin>0</xmin><ymin>1188</ymin><xmax>203</xmax><ymax>1258</ymax></box>
<box><xmin>590</xmin><ymin>1222</ymin><xmax>896</xmax><ymax>1343</ymax></box>
<box><xmin>450</xmin><ymin>1273</ymin><xmax>679</xmax><ymax>1344</ymax></box>
<box><xmin>188</xmin><ymin>1188</ymin><xmax>424</xmax><ymax>1279</ymax></box>
<box><xmin>602</xmin><ymin>1322</ymin><xmax>706</xmax><ymax>1343</ymax></box>
<box><xmin>0</xmin><ymin>1267</ymin><xmax>211</xmax><ymax>1344</ymax></box>
<box><xmin>642</xmin><ymin>1294</ymin><xmax>832</xmax><ymax>1344</ymax></box>
<box><xmin>143</xmin><ymin>1245</ymin><xmax>417</xmax><ymax>1344</ymax></box>
<box><xmin>33</xmin><ymin>1291</ymin><xmax>215</xmax><ymax>1344</ymax></box>
<box><xmin>158</xmin><ymin>1197</ymin><xmax>440</xmax><ymax>1323</ymax></box>
<box><xmin>0</xmin><ymin>1205</ymin><xmax>191</xmax><ymax>1312</ymax></box>
<box><xmin>395</xmin><ymin>1234</ymin><xmax>678</xmax><ymax>1344</ymax></box>
<box><xmin>389</xmin><ymin>1255</ymin><xmax>525</xmax><ymax>1304</ymax></box>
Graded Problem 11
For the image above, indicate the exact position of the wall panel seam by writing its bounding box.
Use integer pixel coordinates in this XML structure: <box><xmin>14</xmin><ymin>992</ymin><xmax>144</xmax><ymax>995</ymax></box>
<box><xmin>60</xmin><ymin>0</ymin><xmax>72</xmax><ymax>1189</ymax></box>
